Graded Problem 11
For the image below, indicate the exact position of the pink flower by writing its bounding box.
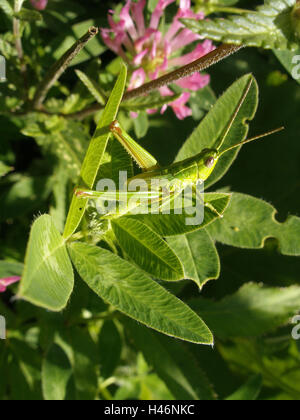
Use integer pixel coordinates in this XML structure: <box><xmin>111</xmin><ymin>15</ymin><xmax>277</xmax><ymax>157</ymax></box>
<box><xmin>0</xmin><ymin>277</ymin><xmax>20</xmax><ymax>293</ymax></box>
<box><xmin>161</xmin><ymin>92</ymin><xmax>192</xmax><ymax>120</ymax></box>
<box><xmin>30</xmin><ymin>0</ymin><xmax>48</xmax><ymax>11</ymax></box>
<box><xmin>101</xmin><ymin>0</ymin><xmax>214</xmax><ymax>119</ymax></box>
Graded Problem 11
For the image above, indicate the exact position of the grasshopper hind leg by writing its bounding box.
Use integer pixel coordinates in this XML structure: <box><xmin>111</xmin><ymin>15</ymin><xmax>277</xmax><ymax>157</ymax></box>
<box><xmin>204</xmin><ymin>201</ymin><xmax>224</xmax><ymax>218</ymax></box>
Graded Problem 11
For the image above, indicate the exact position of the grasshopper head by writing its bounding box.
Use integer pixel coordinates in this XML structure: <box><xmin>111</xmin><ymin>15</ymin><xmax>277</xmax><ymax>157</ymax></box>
<box><xmin>198</xmin><ymin>148</ymin><xmax>219</xmax><ymax>181</ymax></box>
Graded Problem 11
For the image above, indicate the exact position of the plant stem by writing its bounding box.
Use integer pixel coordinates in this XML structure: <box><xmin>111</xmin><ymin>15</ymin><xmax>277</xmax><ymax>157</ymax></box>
<box><xmin>208</xmin><ymin>6</ymin><xmax>252</xmax><ymax>15</ymax></box>
<box><xmin>124</xmin><ymin>44</ymin><xmax>243</xmax><ymax>101</ymax></box>
<box><xmin>64</xmin><ymin>43</ymin><xmax>243</xmax><ymax>120</ymax></box>
<box><xmin>13</xmin><ymin>0</ymin><xmax>28</xmax><ymax>98</ymax></box>
<box><xmin>32</xmin><ymin>26</ymin><xmax>99</xmax><ymax>110</ymax></box>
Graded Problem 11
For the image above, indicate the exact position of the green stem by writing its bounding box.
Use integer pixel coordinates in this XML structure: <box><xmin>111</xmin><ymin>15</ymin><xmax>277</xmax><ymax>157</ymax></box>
<box><xmin>206</xmin><ymin>6</ymin><xmax>253</xmax><ymax>15</ymax></box>
<box><xmin>99</xmin><ymin>377</ymin><xmax>116</xmax><ymax>400</ymax></box>
<box><xmin>13</xmin><ymin>0</ymin><xmax>28</xmax><ymax>99</ymax></box>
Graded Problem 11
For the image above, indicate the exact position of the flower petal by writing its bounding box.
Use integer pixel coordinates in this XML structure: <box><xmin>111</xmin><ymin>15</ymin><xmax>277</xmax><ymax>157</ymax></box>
<box><xmin>170</xmin><ymin>28</ymin><xmax>201</xmax><ymax>53</ymax></box>
<box><xmin>166</xmin><ymin>0</ymin><xmax>204</xmax><ymax>41</ymax></box>
<box><xmin>169</xmin><ymin>41</ymin><xmax>214</xmax><ymax>67</ymax></box>
<box><xmin>133</xmin><ymin>49</ymin><xmax>149</xmax><ymax>66</ymax></box>
<box><xmin>128</xmin><ymin>68</ymin><xmax>146</xmax><ymax>90</ymax></box>
<box><xmin>134</xmin><ymin>28</ymin><xmax>157</xmax><ymax>53</ymax></box>
<box><xmin>131</xmin><ymin>0</ymin><xmax>146</xmax><ymax>36</ymax></box>
<box><xmin>120</xmin><ymin>0</ymin><xmax>138</xmax><ymax>40</ymax></box>
<box><xmin>0</xmin><ymin>276</ymin><xmax>21</xmax><ymax>293</ymax></box>
<box><xmin>171</xmin><ymin>92</ymin><xmax>192</xmax><ymax>120</ymax></box>
<box><xmin>176</xmin><ymin>72</ymin><xmax>210</xmax><ymax>91</ymax></box>
<box><xmin>150</xmin><ymin>0</ymin><xmax>175</xmax><ymax>29</ymax></box>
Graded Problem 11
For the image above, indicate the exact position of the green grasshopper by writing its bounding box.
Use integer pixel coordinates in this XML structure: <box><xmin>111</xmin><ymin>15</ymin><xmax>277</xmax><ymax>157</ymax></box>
<box><xmin>76</xmin><ymin>83</ymin><xmax>283</xmax><ymax>221</ymax></box>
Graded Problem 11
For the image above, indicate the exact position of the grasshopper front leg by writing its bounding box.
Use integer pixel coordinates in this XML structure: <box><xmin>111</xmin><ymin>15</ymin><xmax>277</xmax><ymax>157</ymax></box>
<box><xmin>110</xmin><ymin>120</ymin><xmax>159</xmax><ymax>171</ymax></box>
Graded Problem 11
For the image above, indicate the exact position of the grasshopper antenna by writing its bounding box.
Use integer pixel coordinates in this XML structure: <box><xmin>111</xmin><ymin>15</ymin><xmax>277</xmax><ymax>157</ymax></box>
<box><xmin>216</xmin><ymin>78</ymin><xmax>254</xmax><ymax>152</ymax></box>
<box><xmin>219</xmin><ymin>127</ymin><xmax>285</xmax><ymax>156</ymax></box>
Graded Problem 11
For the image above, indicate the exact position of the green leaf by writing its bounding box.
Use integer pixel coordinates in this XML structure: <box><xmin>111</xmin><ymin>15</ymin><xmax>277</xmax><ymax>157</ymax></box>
<box><xmin>125</xmin><ymin>319</ymin><xmax>216</xmax><ymax>400</ymax></box>
<box><xmin>226</xmin><ymin>375</ymin><xmax>263</xmax><ymax>400</ymax></box>
<box><xmin>127</xmin><ymin>193</ymin><xmax>231</xmax><ymax>237</ymax></box>
<box><xmin>207</xmin><ymin>193</ymin><xmax>300</xmax><ymax>256</ymax></box>
<box><xmin>63</xmin><ymin>64</ymin><xmax>127</xmax><ymax>239</ymax></box>
<box><xmin>182</xmin><ymin>0</ymin><xmax>299</xmax><ymax>50</ymax></box>
<box><xmin>0</xmin><ymin>260</ymin><xmax>23</xmax><ymax>277</ymax></box>
<box><xmin>0</xmin><ymin>175</ymin><xmax>52</xmax><ymax>222</ymax></box>
<box><xmin>18</xmin><ymin>215</ymin><xmax>74</xmax><ymax>311</ymax></box>
<box><xmin>42</xmin><ymin>343</ymin><xmax>72</xmax><ymax>401</ymax></box>
<box><xmin>96</xmin><ymin>136</ymin><xmax>134</xmax><ymax>187</ymax></box>
<box><xmin>189</xmin><ymin>85</ymin><xmax>217</xmax><ymax>121</ymax></box>
<box><xmin>21</xmin><ymin>116</ymin><xmax>89</xmax><ymax>179</ymax></box>
<box><xmin>167</xmin><ymin>229</ymin><xmax>220</xmax><ymax>289</ymax></box>
<box><xmin>218</xmin><ymin>339</ymin><xmax>300</xmax><ymax>399</ymax></box>
<box><xmin>68</xmin><ymin>243</ymin><xmax>213</xmax><ymax>345</ymax></box>
<box><xmin>176</xmin><ymin>74</ymin><xmax>258</xmax><ymax>189</ymax></box>
<box><xmin>133</xmin><ymin>111</ymin><xmax>149</xmax><ymax>139</ymax></box>
<box><xmin>49</xmin><ymin>163</ymin><xmax>69</xmax><ymax>233</ymax></box>
<box><xmin>190</xmin><ymin>283</ymin><xmax>300</xmax><ymax>338</ymax></box>
<box><xmin>49</xmin><ymin>19</ymin><xmax>106</xmax><ymax>66</ymax></box>
<box><xmin>274</xmin><ymin>48</ymin><xmax>300</xmax><ymax>84</ymax></box>
<box><xmin>8</xmin><ymin>338</ymin><xmax>42</xmax><ymax>399</ymax></box>
<box><xmin>122</xmin><ymin>91</ymin><xmax>181</xmax><ymax>112</ymax></box>
<box><xmin>0</xmin><ymin>0</ymin><xmax>13</xmax><ymax>16</ymax></box>
<box><xmin>98</xmin><ymin>320</ymin><xmax>122</xmax><ymax>379</ymax></box>
<box><xmin>0</xmin><ymin>161</ymin><xmax>13</xmax><ymax>177</ymax></box>
<box><xmin>111</xmin><ymin>218</ymin><xmax>184</xmax><ymax>281</ymax></box>
<box><xmin>195</xmin><ymin>0</ymin><xmax>243</xmax><ymax>15</ymax></box>
<box><xmin>75</xmin><ymin>69</ymin><xmax>106</xmax><ymax>105</ymax></box>
<box><xmin>63</xmin><ymin>328</ymin><xmax>98</xmax><ymax>400</ymax></box>
<box><xmin>14</xmin><ymin>8</ymin><xmax>42</xmax><ymax>21</ymax></box>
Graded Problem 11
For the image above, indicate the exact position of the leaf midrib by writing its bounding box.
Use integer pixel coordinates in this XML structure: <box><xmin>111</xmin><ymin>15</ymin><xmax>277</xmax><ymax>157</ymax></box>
<box><xmin>71</xmin><ymin>245</ymin><xmax>210</xmax><ymax>343</ymax></box>
<box><xmin>21</xmin><ymin>239</ymin><xmax>67</xmax><ymax>295</ymax></box>
<box><xmin>115</xmin><ymin>221</ymin><xmax>182</xmax><ymax>274</ymax></box>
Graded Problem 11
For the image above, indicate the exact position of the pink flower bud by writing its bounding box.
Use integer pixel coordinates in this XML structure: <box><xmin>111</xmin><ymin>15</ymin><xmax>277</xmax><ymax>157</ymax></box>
<box><xmin>30</xmin><ymin>0</ymin><xmax>48</xmax><ymax>11</ymax></box>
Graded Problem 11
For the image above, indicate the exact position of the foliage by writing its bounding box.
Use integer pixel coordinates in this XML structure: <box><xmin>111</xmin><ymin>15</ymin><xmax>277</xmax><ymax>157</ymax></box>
<box><xmin>0</xmin><ymin>0</ymin><xmax>300</xmax><ymax>401</ymax></box>
<box><xmin>184</xmin><ymin>0</ymin><xmax>300</xmax><ymax>50</ymax></box>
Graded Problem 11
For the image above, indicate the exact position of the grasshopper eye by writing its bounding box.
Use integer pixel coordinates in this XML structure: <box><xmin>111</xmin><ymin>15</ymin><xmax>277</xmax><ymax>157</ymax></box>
<box><xmin>205</xmin><ymin>157</ymin><xmax>215</xmax><ymax>168</ymax></box>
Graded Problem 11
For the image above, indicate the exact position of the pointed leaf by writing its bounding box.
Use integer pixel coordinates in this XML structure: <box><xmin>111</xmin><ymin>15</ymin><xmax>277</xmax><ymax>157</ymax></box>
<box><xmin>176</xmin><ymin>74</ymin><xmax>258</xmax><ymax>189</ymax></box>
<box><xmin>42</xmin><ymin>343</ymin><xmax>72</xmax><ymax>401</ymax></box>
<box><xmin>68</xmin><ymin>243</ymin><xmax>213</xmax><ymax>345</ymax></box>
<box><xmin>125</xmin><ymin>318</ymin><xmax>216</xmax><ymax>400</ymax></box>
<box><xmin>18</xmin><ymin>215</ymin><xmax>74</xmax><ymax>311</ymax></box>
<box><xmin>14</xmin><ymin>8</ymin><xmax>42</xmax><ymax>22</ymax></box>
<box><xmin>126</xmin><ymin>193</ymin><xmax>231</xmax><ymax>237</ymax></box>
<box><xmin>64</xmin><ymin>64</ymin><xmax>127</xmax><ymax>238</ymax></box>
<box><xmin>189</xmin><ymin>283</ymin><xmax>300</xmax><ymax>338</ymax></box>
<box><xmin>226</xmin><ymin>375</ymin><xmax>262</xmax><ymax>400</ymax></box>
<box><xmin>75</xmin><ymin>69</ymin><xmax>106</xmax><ymax>105</ymax></box>
<box><xmin>112</xmin><ymin>218</ymin><xmax>184</xmax><ymax>281</ymax></box>
<box><xmin>0</xmin><ymin>0</ymin><xmax>13</xmax><ymax>16</ymax></box>
<box><xmin>0</xmin><ymin>260</ymin><xmax>23</xmax><ymax>277</ymax></box>
<box><xmin>167</xmin><ymin>229</ymin><xmax>220</xmax><ymax>289</ymax></box>
<box><xmin>98</xmin><ymin>320</ymin><xmax>122</xmax><ymax>379</ymax></box>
